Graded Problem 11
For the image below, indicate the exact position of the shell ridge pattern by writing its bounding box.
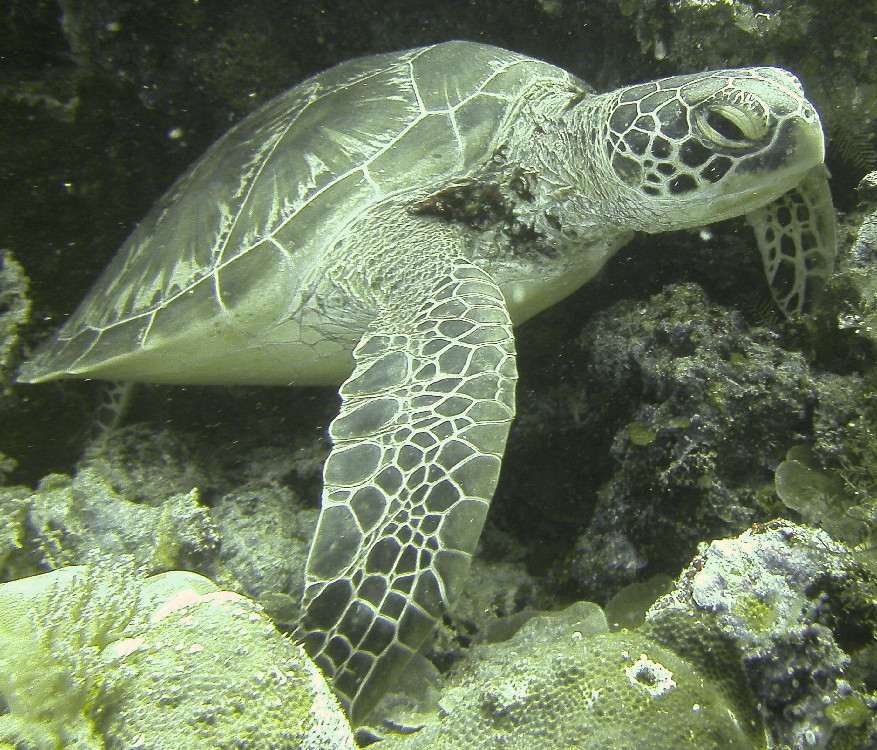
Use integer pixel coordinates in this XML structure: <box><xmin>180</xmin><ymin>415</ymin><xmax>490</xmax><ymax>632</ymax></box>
<box><xmin>143</xmin><ymin>124</ymin><xmax>294</xmax><ymax>337</ymax></box>
<box><xmin>134</xmin><ymin>90</ymin><xmax>317</xmax><ymax>345</ymax></box>
<box><xmin>148</xmin><ymin>88</ymin><xmax>321</xmax><ymax>307</ymax></box>
<box><xmin>215</xmin><ymin>56</ymin><xmax>431</xmax><ymax>266</ymax></box>
<box><xmin>107</xmin><ymin>65</ymin><xmax>399</xmax><ymax>348</ymax></box>
<box><xmin>76</xmin><ymin>58</ymin><xmax>415</xmax><ymax>344</ymax></box>
<box><xmin>221</xmin><ymin>48</ymin><xmax>533</xmax><ymax>272</ymax></box>
<box><xmin>209</xmin><ymin>88</ymin><xmax>326</xmax><ymax>316</ymax></box>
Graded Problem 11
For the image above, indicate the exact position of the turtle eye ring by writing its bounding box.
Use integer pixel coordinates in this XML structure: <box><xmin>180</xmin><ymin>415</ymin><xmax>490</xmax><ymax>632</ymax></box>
<box><xmin>696</xmin><ymin>103</ymin><xmax>768</xmax><ymax>147</ymax></box>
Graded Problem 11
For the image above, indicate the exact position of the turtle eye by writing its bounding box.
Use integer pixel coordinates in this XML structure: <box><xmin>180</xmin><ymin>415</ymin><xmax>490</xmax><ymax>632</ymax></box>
<box><xmin>697</xmin><ymin>103</ymin><xmax>767</xmax><ymax>148</ymax></box>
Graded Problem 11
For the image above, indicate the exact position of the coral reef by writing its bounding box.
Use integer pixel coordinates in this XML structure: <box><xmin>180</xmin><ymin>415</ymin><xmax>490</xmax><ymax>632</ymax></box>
<box><xmin>0</xmin><ymin>252</ymin><xmax>29</xmax><ymax>394</ymax></box>
<box><xmin>0</xmin><ymin>251</ymin><xmax>31</xmax><ymax>486</ymax></box>
<box><xmin>774</xmin><ymin>446</ymin><xmax>867</xmax><ymax>544</ymax></box>
<box><xmin>831</xmin><ymin>189</ymin><xmax>877</xmax><ymax>351</ymax></box>
<box><xmin>0</xmin><ymin>563</ymin><xmax>355</xmax><ymax>749</ymax></box>
<box><xmin>646</xmin><ymin>521</ymin><xmax>877</xmax><ymax>749</ymax></box>
<box><xmin>375</xmin><ymin>521</ymin><xmax>877</xmax><ymax>750</ymax></box>
<box><xmin>376</xmin><ymin>601</ymin><xmax>764</xmax><ymax>750</ymax></box>
<box><xmin>0</xmin><ymin>425</ymin><xmax>320</xmax><ymax>621</ymax></box>
<box><xmin>565</xmin><ymin>283</ymin><xmax>815</xmax><ymax>598</ymax></box>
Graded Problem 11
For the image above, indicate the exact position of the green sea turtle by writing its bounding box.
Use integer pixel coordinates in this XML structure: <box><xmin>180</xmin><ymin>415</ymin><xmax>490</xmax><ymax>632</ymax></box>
<box><xmin>18</xmin><ymin>41</ymin><xmax>836</xmax><ymax>723</ymax></box>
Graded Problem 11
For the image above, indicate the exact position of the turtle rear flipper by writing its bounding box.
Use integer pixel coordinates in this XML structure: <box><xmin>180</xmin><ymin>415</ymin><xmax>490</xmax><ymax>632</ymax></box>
<box><xmin>746</xmin><ymin>164</ymin><xmax>837</xmax><ymax>317</ymax></box>
<box><xmin>298</xmin><ymin>260</ymin><xmax>517</xmax><ymax>724</ymax></box>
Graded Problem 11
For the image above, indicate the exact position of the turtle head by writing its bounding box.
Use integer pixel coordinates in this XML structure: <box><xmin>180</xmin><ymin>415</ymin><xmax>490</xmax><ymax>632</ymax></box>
<box><xmin>595</xmin><ymin>67</ymin><xmax>825</xmax><ymax>231</ymax></box>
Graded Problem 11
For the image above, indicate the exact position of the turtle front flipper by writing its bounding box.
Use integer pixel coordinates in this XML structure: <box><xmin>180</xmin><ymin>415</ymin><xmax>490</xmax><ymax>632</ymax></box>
<box><xmin>298</xmin><ymin>261</ymin><xmax>517</xmax><ymax>724</ymax></box>
<box><xmin>745</xmin><ymin>164</ymin><xmax>837</xmax><ymax>317</ymax></box>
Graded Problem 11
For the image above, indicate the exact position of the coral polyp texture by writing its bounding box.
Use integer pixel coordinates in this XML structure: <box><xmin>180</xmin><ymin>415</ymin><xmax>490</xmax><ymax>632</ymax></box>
<box><xmin>376</xmin><ymin>601</ymin><xmax>764</xmax><ymax>750</ymax></box>
<box><xmin>0</xmin><ymin>565</ymin><xmax>355</xmax><ymax>750</ymax></box>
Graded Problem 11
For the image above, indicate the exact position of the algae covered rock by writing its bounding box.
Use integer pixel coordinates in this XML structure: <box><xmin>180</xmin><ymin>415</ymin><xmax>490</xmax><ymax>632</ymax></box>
<box><xmin>646</xmin><ymin>521</ymin><xmax>876</xmax><ymax>750</ymax></box>
<box><xmin>2</xmin><ymin>468</ymin><xmax>218</xmax><ymax>575</ymax></box>
<box><xmin>378</xmin><ymin>601</ymin><xmax>764</xmax><ymax>750</ymax></box>
<box><xmin>0</xmin><ymin>252</ymin><xmax>30</xmax><ymax>396</ymax></box>
<box><xmin>0</xmin><ymin>423</ymin><xmax>321</xmax><ymax>620</ymax></box>
<box><xmin>0</xmin><ymin>564</ymin><xmax>355</xmax><ymax>749</ymax></box>
<box><xmin>568</xmin><ymin>283</ymin><xmax>815</xmax><ymax>598</ymax></box>
<box><xmin>374</xmin><ymin>521</ymin><xmax>877</xmax><ymax>750</ymax></box>
<box><xmin>774</xmin><ymin>445</ymin><xmax>872</xmax><ymax>547</ymax></box>
<box><xmin>834</xmin><ymin>196</ymin><xmax>877</xmax><ymax>350</ymax></box>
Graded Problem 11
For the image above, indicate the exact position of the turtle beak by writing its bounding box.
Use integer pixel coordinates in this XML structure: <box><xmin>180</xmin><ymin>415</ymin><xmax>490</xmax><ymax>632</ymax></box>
<box><xmin>675</xmin><ymin>114</ymin><xmax>826</xmax><ymax>227</ymax></box>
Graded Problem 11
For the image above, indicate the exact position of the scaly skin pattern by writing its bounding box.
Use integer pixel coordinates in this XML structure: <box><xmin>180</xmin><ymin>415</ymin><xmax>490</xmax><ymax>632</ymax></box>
<box><xmin>17</xmin><ymin>41</ymin><xmax>835</xmax><ymax>723</ymax></box>
<box><xmin>299</xmin><ymin>259</ymin><xmax>516</xmax><ymax>723</ymax></box>
<box><xmin>746</xmin><ymin>165</ymin><xmax>836</xmax><ymax>315</ymax></box>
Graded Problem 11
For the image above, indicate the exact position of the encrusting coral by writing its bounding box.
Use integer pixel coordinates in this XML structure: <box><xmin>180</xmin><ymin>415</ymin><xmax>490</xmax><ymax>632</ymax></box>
<box><xmin>0</xmin><ymin>561</ymin><xmax>355</xmax><ymax>749</ymax></box>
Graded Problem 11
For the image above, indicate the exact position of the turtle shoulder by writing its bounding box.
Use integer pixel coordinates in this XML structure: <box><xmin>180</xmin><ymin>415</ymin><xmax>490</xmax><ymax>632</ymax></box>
<box><xmin>20</xmin><ymin>42</ymin><xmax>581</xmax><ymax>385</ymax></box>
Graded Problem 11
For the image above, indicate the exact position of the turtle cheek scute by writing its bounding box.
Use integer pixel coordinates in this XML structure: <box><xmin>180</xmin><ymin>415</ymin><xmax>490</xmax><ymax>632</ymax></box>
<box><xmin>619</xmin><ymin>81</ymin><xmax>656</xmax><ymax>104</ymax></box>
<box><xmin>679</xmin><ymin>137</ymin><xmax>714</xmax><ymax>169</ymax></box>
<box><xmin>656</xmin><ymin>100</ymin><xmax>688</xmax><ymax>140</ymax></box>
<box><xmin>611</xmin><ymin>152</ymin><xmax>644</xmax><ymax>187</ymax></box>
<box><xmin>700</xmin><ymin>155</ymin><xmax>734</xmax><ymax>184</ymax></box>
<box><xmin>609</xmin><ymin>102</ymin><xmax>638</xmax><ymax>133</ymax></box>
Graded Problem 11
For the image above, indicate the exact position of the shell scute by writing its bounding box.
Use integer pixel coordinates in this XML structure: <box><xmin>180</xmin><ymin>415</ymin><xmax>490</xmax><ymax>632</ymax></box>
<box><xmin>21</xmin><ymin>42</ymin><xmax>568</xmax><ymax>384</ymax></box>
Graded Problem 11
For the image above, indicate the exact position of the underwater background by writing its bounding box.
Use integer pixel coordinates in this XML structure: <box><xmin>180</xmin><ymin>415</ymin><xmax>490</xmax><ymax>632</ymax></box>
<box><xmin>1</xmin><ymin>1</ymin><xmax>877</xmax><ymax>748</ymax></box>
